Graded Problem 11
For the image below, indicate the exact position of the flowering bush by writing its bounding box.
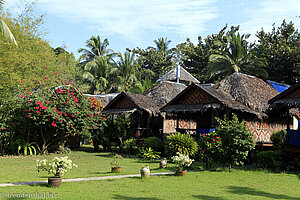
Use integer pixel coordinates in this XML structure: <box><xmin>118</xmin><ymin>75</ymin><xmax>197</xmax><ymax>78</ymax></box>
<box><xmin>14</xmin><ymin>84</ymin><xmax>105</xmax><ymax>153</ymax></box>
<box><xmin>171</xmin><ymin>152</ymin><xmax>194</xmax><ymax>171</ymax></box>
<box><xmin>198</xmin><ymin>131</ymin><xmax>222</xmax><ymax>169</ymax></box>
<box><xmin>36</xmin><ymin>156</ymin><xmax>77</xmax><ymax>177</ymax></box>
<box><xmin>110</xmin><ymin>154</ymin><xmax>123</xmax><ymax>167</ymax></box>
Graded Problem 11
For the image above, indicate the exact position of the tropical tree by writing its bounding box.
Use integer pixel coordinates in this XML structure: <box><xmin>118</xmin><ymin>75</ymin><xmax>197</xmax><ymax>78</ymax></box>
<box><xmin>207</xmin><ymin>32</ymin><xmax>267</xmax><ymax>81</ymax></box>
<box><xmin>115</xmin><ymin>51</ymin><xmax>140</xmax><ymax>92</ymax></box>
<box><xmin>78</xmin><ymin>35</ymin><xmax>113</xmax><ymax>67</ymax></box>
<box><xmin>132</xmin><ymin>37</ymin><xmax>176</xmax><ymax>82</ymax></box>
<box><xmin>82</xmin><ymin>55</ymin><xmax>117</xmax><ymax>94</ymax></box>
<box><xmin>254</xmin><ymin>20</ymin><xmax>300</xmax><ymax>84</ymax></box>
<box><xmin>0</xmin><ymin>0</ymin><xmax>17</xmax><ymax>45</ymax></box>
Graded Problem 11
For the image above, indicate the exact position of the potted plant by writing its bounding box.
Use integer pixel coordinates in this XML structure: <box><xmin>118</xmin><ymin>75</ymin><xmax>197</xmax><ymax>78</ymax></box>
<box><xmin>110</xmin><ymin>154</ymin><xmax>123</xmax><ymax>173</ymax></box>
<box><xmin>36</xmin><ymin>156</ymin><xmax>77</xmax><ymax>187</ymax></box>
<box><xmin>171</xmin><ymin>152</ymin><xmax>194</xmax><ymax>176</ymax></box>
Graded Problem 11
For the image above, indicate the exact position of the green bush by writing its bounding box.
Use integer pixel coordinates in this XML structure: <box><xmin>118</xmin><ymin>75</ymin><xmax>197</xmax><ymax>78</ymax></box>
<box><xmin>215</xmin><ymin>114</ymin><xmax>255</xmax><ymax>171</ymax></box>
<box><xmin>255</xmin><ymin>150</ymin><xmax>285</xmax><ymax>171</ymax></box>
<box><xmin>270</xmin><ymin>130</ymin><xmax>287</xmax><ymax>150</ymax></box>
<box><xmin>124</xmin><ymin>138</ymin><xmax>136</xmax><ymax>154</ymax></box>
<box><xmin>165</xmin><ymin>132</ymin><xmax>198</xmax><ymax>157</ymax></box>
<box><xmin>143</xmin><ymin>137</ymin><xmax>163</xmax><ymax>153</ymax></box>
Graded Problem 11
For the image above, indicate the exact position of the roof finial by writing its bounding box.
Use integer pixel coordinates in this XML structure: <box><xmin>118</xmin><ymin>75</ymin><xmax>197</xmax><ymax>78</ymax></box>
<box><xmin>176</xmin><ymin>65</ymin><xmax>180</xmax><ymax>83</ymax></box>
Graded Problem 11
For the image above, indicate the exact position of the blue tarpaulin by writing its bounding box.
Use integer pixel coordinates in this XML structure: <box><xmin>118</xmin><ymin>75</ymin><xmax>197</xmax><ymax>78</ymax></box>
<box><xmin>287</xmin><ymin>130</ymin><xmax>300</xmax><ymax>147</ymax></box>
<box><xmin>197</xmin><ymin>128</ymin><xmax>216</xmax><ymax>139</ymax></box>
<box><xmin>266</xmin><ymin>80</ymin><xmax>290</xmax><ymax>93</ymax></box>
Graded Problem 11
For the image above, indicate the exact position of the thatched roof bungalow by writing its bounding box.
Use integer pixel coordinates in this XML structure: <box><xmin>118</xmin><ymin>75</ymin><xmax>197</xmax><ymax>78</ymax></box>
<box><xmin>102</xmin><ymin>81</ymin><xmax>187</xmax><ymax>138</ymax></box>
<box><xmin>161</xmin><ymin>73</ymin><xmax>287</xmax><ymax>143</ymax></box>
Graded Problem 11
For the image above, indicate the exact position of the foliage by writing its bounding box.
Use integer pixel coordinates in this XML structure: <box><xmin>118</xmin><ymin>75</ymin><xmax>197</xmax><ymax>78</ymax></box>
<box><xmin>143</xmin><ymin>137</ymin><xmax>164</xmax><ymax>153</ymax></box>
<box><xmin>207</xmin><ymin>32</ymin><xmax>267</xmax><ymax>80</ymax></box>
<box><xmin>215</xmin><ymin>114</ymin><xmax>255</xmax><ymax>171</ymax></box>
<box><xmin>17</xmin><ymin>141</ymin><xmax>40</xmax><ymax>156</ymax></box>
<box><xmin>13</xmin><ymin>84</ymin><xmax>103</xmax><ymax>153</ymax></box>
<box><xmin>131</xmin><ymin>37</ymin><xmax>176</xmax><ymax>82</ymax></box>
<box><xmin>171</xmin><ymin>152</ymin><xmax>194</xmax><ymax>171</ymax></box>
<box><xmin>124</xmin><ymin>138</ymin><xmax>136</xmax><ymax>154</ymax></box>
<box><xmin>165</xmin><ymin>132</ymin><xmax>198</xmax><ymax>157</ymax></box>
<box><xmin>255</xmin><ymin>150</ymin><xmax>285</xmax><ymax>172</ymax></box>
<box><xmin>82</xmin><ymin>55</ymin><xmax>117</xmax><ymax>94</ymax></box>
<box><xmin>0</xmin><ymin>2</ymin><xmax>77</xmax><ymax>155</ymax></box>
<box><xmin>198</xmin><ymin>131</ymin><xmax>222</xmax><ymax>169</ymax></box>
<box><xmin>92</xmin><ymin>114</ymin><xmax>129</xmax><ymax>152</ymax></box>
<box><xmin>270</xmin><ymin>129</ymin><xmax>287</xmax><ymax>150</ymax></box>
<box><xmin>110</xmin><ymin>153</ymin><xmax>123</xmax><ymax>167</ymax></box>
<box><xmin>36</xmin><ymin>156</ymin><xmax>77</xmax><ymax>177</ymax></box>
<box><xmin>254</xmin><ymin>20</ymin><xmax>300</xmax><ymax>84</ymax></box>
<box><xmin>138</xmin><ymin>147</ymin><xmax>161</xmax><ymax>161</ymax></box>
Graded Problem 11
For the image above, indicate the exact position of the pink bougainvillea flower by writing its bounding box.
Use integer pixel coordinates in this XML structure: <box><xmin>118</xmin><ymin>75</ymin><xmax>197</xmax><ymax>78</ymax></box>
<box><xmin>51</xmin><ymin>121</ymin><xmax>56</xmax><ymax>127</ymax></box>
<box><xmin>65</xmin><ymin>113</ymin><xmax>67</xmax><ymax>117</ymax></box>
<box><xmin>27</xmin><ymin>115</ymin><xmax>31</xmax><ymax>118</ymax></box>
<box><xmin>71</xmin><ymin>114</ymin><xmax>75</xmax><ymax>117</ymax></box>
<box><xmin>35</xmin><ymin>107</ymin><xmax>39</xmax><ymax>110</ymax></box>
<box><xmin>3</xmin><ymin>127</ymin><xmax>6</xmax><ymax>130</ymax></box>
<box><xmin>89</xmin><ymin>114</ymin><xmax>93</xmax><ymax>117</ymax></box>
<box><xmin>213</xmin><ymin>139</ymin><xmax>215</xmax><ymax>141</ymax></box>
<box><xmin>36</xmin><ymin>111</ymin><xmax>41</xmax><ymax>114</ymax></box>
<box><xmin>91</xmin><ymin>126</ymin><xmax>93</xmax><ymax>129</ymax></box>
<box><xmin>74</xmin><ymin>100</ymin><xmax>78</xmax><ymax>103</ymax></box>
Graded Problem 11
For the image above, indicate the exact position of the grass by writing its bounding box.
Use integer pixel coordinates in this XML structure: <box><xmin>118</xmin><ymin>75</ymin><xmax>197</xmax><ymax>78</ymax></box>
<box><xmin>0</xmin><ymin>146</ymin><xmax>178</xmax><ymax>183</ymax></box>
<box><xmin>0</xmin><ymin>146</ymin><xmax>299</xmax><ymax>199</ymax></box>
<box><xmin>0</xmin><ymin>171</ymin><xmax>299</xmax><ymax>200</ymax></box>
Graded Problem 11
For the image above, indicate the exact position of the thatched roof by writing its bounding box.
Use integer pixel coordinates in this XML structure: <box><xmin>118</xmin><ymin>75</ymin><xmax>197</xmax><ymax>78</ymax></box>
<box><xmin>269</xmin><ymin>82</ymin><xmax>300</xmax><ymax>110</ymax></box>
<box><xmin>161</xmin><ymin>84</ymin><xmax>263</xmax><ymax>118</ymax></box>
<box><xmin>84</xmin><ymin>93</ymin><xmax>119</xmax><ymax>107</ymax></box>
<box><xmin>143</xmin><ymin>81</ymin><xmax>187</xmax><ymax>106</ymax></box>
<box><xmin>213</xmin><ymin>72</ymin><xmax>279</xmax><ymax>113</ymax></box>
<box><xmin>102</xmin><ymin>92</ymin><xmax>160</xmax><ymax>115</ymax></box>
<box><xmin>156</xmin><ymin>66</ymin><xmax>200</xmax><ymax>84</ymax></box>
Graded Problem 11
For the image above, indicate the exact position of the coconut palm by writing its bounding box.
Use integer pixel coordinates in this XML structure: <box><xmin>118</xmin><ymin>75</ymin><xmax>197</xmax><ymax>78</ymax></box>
<box><xmin>115</xmin><ymin>51</ymin><xmax>140</xmax><ymax>92</ymax></box>
<box><xmin>78</xmin><ymin>35</ymin><xmax>113</xmax><ymax>65</ymax></box>
<box><xmin>207</xmin><ymin>33</ymin><xmax>267</xmax><ymax>80</ymax></box>
<box><xmin>153</xmin><ymin>37</ymin><xmax>171</xmax><ymax>55</ymax></box>
<box><xmin>0</xmin><ymin>0</ymin><xmax>17</xmax><ymax>45</ymax></box>
<box><xmin>82</xmin><ymin>55</ymin><xmax>117</xmax><ymax>94</ymax></box>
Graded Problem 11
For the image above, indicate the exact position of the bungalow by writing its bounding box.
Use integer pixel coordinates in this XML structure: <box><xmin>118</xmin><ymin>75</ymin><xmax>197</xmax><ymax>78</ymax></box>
<box><xmin>161</xmin><ymin>72</ymin><xmax>287</xmax><ymax>144</ymax></box>
<box><xmin>269</xmin><ymin>82</ymin><xmax>300</xmax><ymax>147</ymax></box>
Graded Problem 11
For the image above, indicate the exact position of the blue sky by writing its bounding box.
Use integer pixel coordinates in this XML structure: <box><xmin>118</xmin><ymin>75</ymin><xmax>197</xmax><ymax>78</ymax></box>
<box><xmin>7</xmin><ymin>0</ymin><xmax>300</xmax><ymax>59</ymax></box>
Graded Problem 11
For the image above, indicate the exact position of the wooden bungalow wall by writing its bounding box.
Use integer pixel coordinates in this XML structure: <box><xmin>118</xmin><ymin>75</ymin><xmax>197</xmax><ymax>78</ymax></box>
<box><xmin>246</xmin><ymin>120</ymin><xmax>286</xmax><ymax>143</ymax></box>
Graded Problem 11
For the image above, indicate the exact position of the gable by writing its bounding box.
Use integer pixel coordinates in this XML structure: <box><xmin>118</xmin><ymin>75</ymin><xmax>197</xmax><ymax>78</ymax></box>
<box><xmin>108</xmin><ymin>95</ymin><xmax>136</xmax><ymax>109</ymax></box>
<box><xmin>172</xmin><ymin>87</ymin><xmax>218</xmax><ymax>105</ymax></box>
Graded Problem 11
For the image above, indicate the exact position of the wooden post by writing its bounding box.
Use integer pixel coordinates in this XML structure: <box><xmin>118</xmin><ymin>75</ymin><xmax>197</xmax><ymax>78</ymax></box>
<box><xmin>287</xmin><ymin>108</ymin><xmax>290</xmax><ymax>131</ymax></box>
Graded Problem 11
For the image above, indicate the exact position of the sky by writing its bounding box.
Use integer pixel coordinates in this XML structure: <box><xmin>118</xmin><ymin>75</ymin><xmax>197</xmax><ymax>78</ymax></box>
<box><xmin>6</xmin><ymin>0</ymin><xmax>300</xmax><ymax>59</ymax></box>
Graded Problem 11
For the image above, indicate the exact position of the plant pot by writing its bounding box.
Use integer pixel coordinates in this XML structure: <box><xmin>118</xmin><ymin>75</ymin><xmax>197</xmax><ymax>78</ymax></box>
<box><xmin>140</xmin><ymin>166</ymin><xmax>150</xmax><ymax>179</ymax></box>
<box><xmin>48</xmin><ymin>177</ymin><xmax>62</xmax><ymax>187</ymax></box>
<box><xmin>175</xmin><ymin>169</ymin><xmax>187</xmax><ymax>176</ymax></box>
<box><xmin>159</xmin><ymin>160</ymin><xmax>167</xmax><ymax>168</ymax></box>
<box><xmin>111</xmin><ymin>167</ymin><xmax>122</xmax><ymax>173</ymax></box>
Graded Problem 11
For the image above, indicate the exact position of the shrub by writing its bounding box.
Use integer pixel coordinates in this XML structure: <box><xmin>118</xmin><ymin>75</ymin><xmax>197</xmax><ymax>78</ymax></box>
<box><xmin>138</xmin><ymin>147</ymin><xmax>160</xmax><ymax>160</ymax></box>
<box><xmin>255</xmin><ymin>150</ymin><xmax>285</xmax><ymax>171</ymax></box>
<box><xmin>143</xmin><ymin>137</ymin><xmax>163</xmax><ymax>153</ymax></box>
<box><xmin>198</xmin><ymin>131</ymin><xmax>222</xmax><ymax>169</ymax></box>
<box><xmin>165</xmin><ymin>133</ymin><xmax>198</xmax><ymax>157</ymax></box>
<box><xmin>216</xmin><ymin>114</ymin><xmax>255</xmax><ymax>171</ymax></box>
<box><xmin>124</xmin><ymin>138</ymin><xmax>136</xmax><ymax>154</ymax></box>
<box><xmin>270</xmin><ymin>130</ymin><xmax>287</xmax><ymax>150</ymax></box>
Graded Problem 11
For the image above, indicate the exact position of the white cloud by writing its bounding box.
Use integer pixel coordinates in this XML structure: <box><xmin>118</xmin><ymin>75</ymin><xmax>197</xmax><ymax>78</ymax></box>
<box><xmin>36</xmin><ymin>0</ymin><xmax>218</xmax><ymax>42</ymax></box>
<box><xmin>239</xmin><ymin>0</ymin><xmax>300</xmax><ymax>42</ymax></box>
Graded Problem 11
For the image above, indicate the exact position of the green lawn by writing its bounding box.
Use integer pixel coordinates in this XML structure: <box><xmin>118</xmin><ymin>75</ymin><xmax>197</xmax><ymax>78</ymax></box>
<box><xmin>0</xmin><ymin>146</ymin><xmax>299</xmax><ymax>200</ymax></box>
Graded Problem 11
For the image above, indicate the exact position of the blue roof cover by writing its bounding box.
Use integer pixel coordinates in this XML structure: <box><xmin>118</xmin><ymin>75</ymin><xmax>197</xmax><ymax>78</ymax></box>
<box><xmin>266</xmin><ymin>80</ymin><xmax>290</xmax><ymax>93</ymax></box>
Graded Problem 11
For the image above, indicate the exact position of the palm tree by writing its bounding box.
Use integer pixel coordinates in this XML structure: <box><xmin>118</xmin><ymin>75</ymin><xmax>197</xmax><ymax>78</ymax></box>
<box><xmin>0</xmin><ymin>0</ymin><xmax>17</xmax><ymax>45</ymax></box>
<box><xmin>207</xmin><ymin>32</ymin><xmax>267</xmax><ymax>80</ymax></box>
<box><xmin>82</xmin><ymin>55</ymin><xmax>117</xmax><ymax>94</ymax></box>
<box><xmin>78</xmin><ymin>35</ymin><xmax>113</xmax><ymax>65</ymax></box>
<box><xmin>115</xmin><ymin>51</ymin><xmax>140</xmax><ymax>92</ymax></box>
<box><xmin>153</xmin><ymin>37</ymin><xmax>171</xmax><ymax>55</ymax></box>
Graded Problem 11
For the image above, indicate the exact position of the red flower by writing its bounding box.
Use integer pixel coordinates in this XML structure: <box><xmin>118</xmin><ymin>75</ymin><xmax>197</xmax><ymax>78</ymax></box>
<box><xmin>36</xmin><ymin>111</ymin><xmax>41</xmax><ymax>114</ymax></box>
<box><xmin>213</xmin><ymin>139</ymin><xmax>215</xmax><ymax>141</ymax></box>
<box><xmin>51</xmin><ymin>121</ymin><xmax>56</xmax><ymax>127</ymax></box>
<box><xmin>91</xmin><ymin>126</ymin><xmax>93</xmax><ymax>129</ymax></box>
<box><xmin>35</xmin><ymin>107</ymin><xmax>39</xmax><ymax>110</ymax></box>
<box><xmin>27</xmin><ymin>115</ymin><xmax>31</xmax><ymax>118</ymax></box>
<box><xmin>89</xmin><ymin>114</ymin><xmax>93</xmax><ymax>117</ymax></box>
<box><xmin>72</xmin><ymin>114</ymin><xmax>75</xmax><ymax>117</ymax></box>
